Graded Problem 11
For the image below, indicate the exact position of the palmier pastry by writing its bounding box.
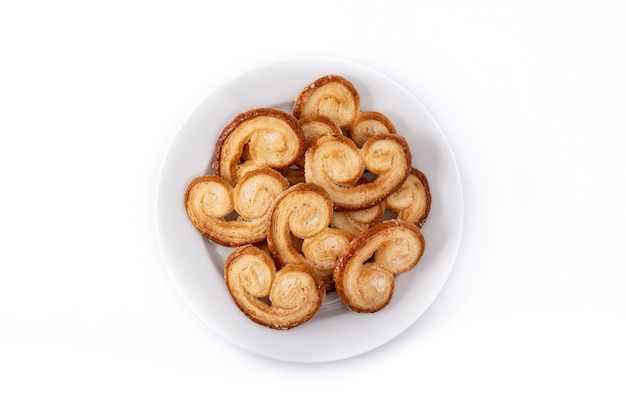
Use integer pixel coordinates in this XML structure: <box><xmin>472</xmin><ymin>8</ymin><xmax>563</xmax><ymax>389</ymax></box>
<box><xmin>299</xmin><ymin>114</ymin><xmax>343</xmax><ymax>142</ymax></box>
<box><xmin>293</xmin><ymin>75</ymin><xmax>360</xmax><ymax>129</ymax></box>
<box><xmin>235</xmin><ymin>159</ymin><xmax>267</xmax><ymax>180</ymax></box>
<box><xmin>267</xmin><ymin>183</ymin><xmax>334</xmax><ymax>264</ymax></box>
<box><xmin>225</xmin><ymin>244</ymin><xmax>325</xmax><ymax>329</ymax></box>
<box><xmin>386</xmin><ymin>168</ymin><xmax>432</xmax><ymax>227</ymax></box>
<box><xmin>277</xmin><ymin>116</ymin><xmax>341</xmax><ymax>185</ymax></box>
<box><xmin>301</xmin><ymin>227</ymin><xmax>352</xmax><ymax>291</ymax></box>
<box><xmin>348</xmin><ymin>111</ymin><xmax>397</xmax><ymax>148</ymax></box>
<box><xmin>212</xmin><ymin>107</ymin><xmax>306</xmax><ymax>185</ymax></box>
<box><xmin>330</xmin><ymin>202</ymin><xmax>386</xmax><ymax>237</ymax></box>
<box><xmin>184</xmin><ymin>168</ymin><xmax>289</xmax><ymax>246</ymax></box>
<box><xmin>304</xmin><ymin>133</ymin><xmax>411</xmax><ymax>211</ymax></box>
<box><xmin>334</xmin><ymin>219</ymin><xmax>425</xmax><ymax>313</ymax></box>
<box><xmin>266</xmin><ymin>182</ymin><xmax>347</xmax><ymax>289</ymax></box>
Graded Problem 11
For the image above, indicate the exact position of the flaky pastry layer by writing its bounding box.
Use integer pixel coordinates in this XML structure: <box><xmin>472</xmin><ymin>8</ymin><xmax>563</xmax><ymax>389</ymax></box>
<box><xmin>330</xmin><ymin>202</ymin><xmax>386</xmax><ymax>237</ymax></box>
<box><xmin>293</xmin><ymin>75</ymin><xmax>360</xmax><ymax>129</ymax></box>
<box><xmin>225</xmin><ymin>245</ymin><xmax>325</xmax><ymax>330</ymax></box>
<box><xmin>386</xmin><ymin>168</ymin><xmax>432</xmax><ymax>228</ymax></box>
<box><xmin>334</xmin><ymin>220</ymin><xmax>425</xmax><ymax>313</ymax></box>
<box><xmin>212</xmin><ymin>108</ymin><xmax>306</xmax><ymax>185</ymax></box>
<box><xmin>348</xmin><ymin>111</ymin><xmax>397</xmax><ymax>148</ymax></box>
<box><xmin>184</xmin><ymin>168</ymin><xmax>289</xmax><ymax>246</ymax></box>
<box><xmin>304</xmin><ymin>133</ymin><xmax>411</xmax><ymax>211</ymax></box>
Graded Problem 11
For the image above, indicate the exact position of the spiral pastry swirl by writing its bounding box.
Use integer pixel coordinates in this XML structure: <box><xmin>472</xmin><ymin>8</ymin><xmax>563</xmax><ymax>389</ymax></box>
<box><xmin>225</xmin><ymin>245</ymin><xmax>325</xmax><ymax>329</ymax></box>
<box><xmin>278</xmin><ymin>115</ymin><xmax>342</xmax><ymax>185</ymax></box>
<box><xmin>348</xmin><ymin>111</ymin><xmax>397</xmax><ymax>148</ymax></box>
<box><xmin>301</xmin><ymin>227</ymin><xmax>352</xmax><ymax>291</ymax></box>
<box><xmin>267</xmin><ymin>183</ymin><xmax>333</xmax><ymax>264</ymax></box>
<box><xmin>266</xmin><ymin>182</ymin><xmax>348</xmax><ymax>291</ymax></box>
<box><xmin>334</xmin><ymin>220</ymin><xmax>425</xmax><ymax>313</ymax></box>
<box><xmin>305</xmin><ymin>133</ymin><xmax>411</xmax><ymax>211</ymax></box>
<box><xmin>184</xmin><ymin>168</ymin><xmax>289</xmax><ymax>246</ymax></box>
<box><xmin>293</xmin><ymin>75</ymin><xmax>360</xmax><ymax>129</ymax></box>
<box><xmin>212</xmin><ymin>107</ymin><xmax>306</xmax><ymax>185</ymax></box>
<box><xmin>386</xmin><ymin>168</ymin><xmax>432</xmax><ymax>228</ymax></box>
<box><xmin>299</xmin><ymin>115</ymin><xmax>343</xmax><ymax>142</ymax></box>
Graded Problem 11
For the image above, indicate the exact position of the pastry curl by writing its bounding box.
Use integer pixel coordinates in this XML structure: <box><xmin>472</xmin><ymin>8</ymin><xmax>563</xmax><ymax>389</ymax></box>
<box><xmin>212</xmin><ymin>107</ymin><xmax>306</xmax><ymax>185</ymax></box>
<box><xmin>348</xmin><ymin>111</ymin><xmax>397</xmax><ymax>148</ymax></box>
<box><xmin>225</xmin><ymin>245</ymin><xmax>325</xmax><ymax>330</ymax></box>
<box><xmin>267</xmin><ymin>182</ymin><xmax>333</xmax><ymax>263</ymax></box>
<box><xmin>278</xmin><ymin>115</ymin><xmax>343</xmax><ymax>185</ymax></box>
<box><xmin>299</xmin><ymin>115</ymin><xmax>343</xmax><ymax>143</ymax></box>
<box><xmin>386</xmin><ymin>168</ymin><xmax>432</xmax><ymax>227</ymax></box>
<box><xmin>334</xmin><ymin>220</ymin><xmax>425</xmax><ymax>313</ymax></box>
<box><xmin>236</xmin><ymin>159</ymin><xmax>267</xmax><ymax>181</ymax></box>
<box><xmin>293</xmin><ymin>75</ymin><xmax>360</xmax><ymax>129</ymax></box>
<box><xmin>301</xmin><ymin>227</ymin><xmax>352</xmax><ymax>291</ymax></box>
<box><xmin>184</xmin><ymin>168</ymin><xmax>289</xmax><ymax>246</ymax></box>
<box><xmin>330</xmin><ymin>202</ymin><xmax>386</xmax><ymax>237</ymax></box>
<box><xmin>267</xmin><ymin>183</ymin><xmax>344</xmax><ymax>287</ymax></box>
<box><xmin>304</xmin><ymin>133</ymin><xmax>411</xmax><ymax>211</ymax></box>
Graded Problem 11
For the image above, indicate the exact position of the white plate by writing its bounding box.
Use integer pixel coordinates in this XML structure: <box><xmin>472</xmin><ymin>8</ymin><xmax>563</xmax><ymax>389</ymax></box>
<box><xmin>156</xmin><ymin>57</ymin><xmax>463</xmax><ymax>363</ymax></box>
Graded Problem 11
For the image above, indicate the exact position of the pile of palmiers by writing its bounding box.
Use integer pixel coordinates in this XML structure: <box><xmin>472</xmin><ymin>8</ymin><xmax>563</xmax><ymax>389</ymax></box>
<box><xmin>185</xmin><ymin>75</ymin><xmax>431</xmax><ymax>329</ymax></box>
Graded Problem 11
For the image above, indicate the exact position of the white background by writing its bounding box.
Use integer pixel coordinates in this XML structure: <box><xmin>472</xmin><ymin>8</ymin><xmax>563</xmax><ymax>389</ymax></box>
<box><xmin>2</xmin><ymin>1</ymin><xmax>625</xmax><ymax>415</ymax></box>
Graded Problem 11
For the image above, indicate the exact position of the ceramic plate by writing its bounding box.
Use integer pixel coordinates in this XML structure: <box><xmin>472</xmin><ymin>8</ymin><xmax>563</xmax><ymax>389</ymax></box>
<box><xmin>156</xmin><ymin>57</ymin><xmax>463</xmax><ymax>363</ymax></box>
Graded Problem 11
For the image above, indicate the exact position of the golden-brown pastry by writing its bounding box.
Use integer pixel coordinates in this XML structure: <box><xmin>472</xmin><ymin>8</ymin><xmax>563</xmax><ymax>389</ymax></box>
<box><xmin>212</xmin><ymin>107</ymin><xmax>306</xmax><ymax>185</ymax></box>
<box><xmin>279</xmin><ymin>111</ymin><xmax>347</xmax><ymax>185</ymax></box>
<box><xmin>386</xmin><ymin>168</ymin><xmax>431</xmax><ymax>227</ymax></box>
<box><xmin>334</xmin><ymin>220</ymin><xmax>425</xmax><ymax>313</ymax></box>
<box><xmin>293</xmin><ymin>75</ymin><xmax>360</xmax><ymax>129</ymax></box>
<box><xmin>184</xmin><ymin>168</ymin><xmax>289</xmax><ymax>246</ymax></box>
<box><xmin>233</xmin><ymin>158</ymin><xmax>263</xmax><ymax>175</ymax></box>
<box><xmin>278</xmin><ymin>115</ymin><xmax>342</xmax><ymax>185</ymax></box>
<box><xmin>266</xmin><ymin>182</ymin><xmax>349</xmax><ymax>290</ymax></box>
<box><xmin>299</xmin><ymin>114</ymin><xmax>343</xmax><ymax>142</ymax></box>
<box><xmin>305</xmin><ymin>133</ymin><xmax>365</xmax><ymax>188</ymax></box>
<box><xmin>301</xmin><ymin>227</ymin><xmax>352</xmax><ymax>291</ymax></box>
<box><xmin>330</xmin><ymin>202</ymin><xmax>386</xmax><ymax>237</ymax></box>
<box><xmin>225</xmin><ymin>245</ymin><xmax>325</xmax><ymax>330</ymax></box>
<box><xmin>267</xmin><ymin>183</ymin><xmax>334</xmax><ymax>264</ymax></box>
<box><xmin>304</xmin><ymin>133</ymin><xmax>411</xmax><ymax>211</ymax></box>
<box><xmin>348</xmin><ymin>111</ymin><xmax>397</xmax><ymax>148</ymax></box>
